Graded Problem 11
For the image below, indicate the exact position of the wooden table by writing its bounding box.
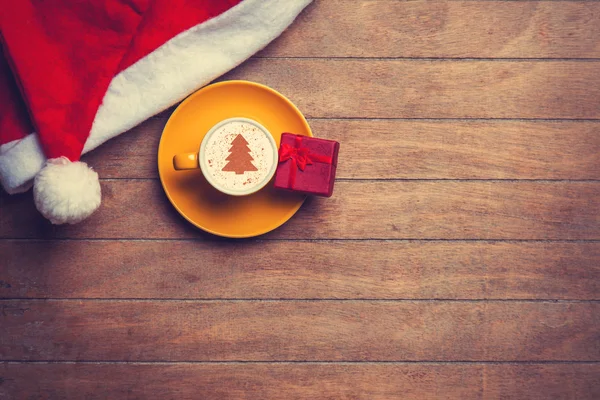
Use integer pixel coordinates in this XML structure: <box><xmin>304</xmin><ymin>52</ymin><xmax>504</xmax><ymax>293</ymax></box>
<box><xmin>1</xmin><ymin>1</ymin><xmax>600</xmax><ymax>398</ymax></box>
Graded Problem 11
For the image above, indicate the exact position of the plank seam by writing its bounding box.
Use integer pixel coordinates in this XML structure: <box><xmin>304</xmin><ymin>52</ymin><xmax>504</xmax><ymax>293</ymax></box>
<box><xmin>1</xmin><ymin>299</ymin><xmax>598</xmax><ymax>303</ymax></box>
<box><xmin>96</xmin><ymin>178</ymin><xmax>600</xmax><ymax>182</ymax></box>
<box><xmin>305</xmin><ymin>117</ymin><xmax>600</xmax><ymax>122</ymax></box>
<box><xmin>2</xmin><ymin>361</ymin><xmax>600</xmax><ymax>365</ymax></box>
<box><xmin>150</xmin><ymin>116</ymin><xmax>600</xmax><ymax>122</ymax></box>
<box><xmin>253</xmin><ymin>57</ymin><xmax>600</xmax><ymax>62</ymax></box>
<box><xmin>2</xmin><ymin>238</ymin><xmax>600</xmax><ymax>243</ymax></box>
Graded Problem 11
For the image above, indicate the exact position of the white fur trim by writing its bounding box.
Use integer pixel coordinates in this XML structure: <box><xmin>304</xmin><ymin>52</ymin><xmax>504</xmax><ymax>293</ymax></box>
<box><xmin>0</xmin><ymin>0</ymin><xmax>311</xmax><ymax>193</ymax></box>
<box><xmin>0</xmin><ymin>134</ymin><xmax>43</xmax><ymax>193</ymax></box>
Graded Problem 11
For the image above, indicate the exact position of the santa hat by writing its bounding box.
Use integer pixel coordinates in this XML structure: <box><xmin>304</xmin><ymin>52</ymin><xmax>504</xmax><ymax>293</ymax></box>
<box><xmin>0</xmin><ymin>0</ymin><xmax>311</xmax><ymax>224</ymax></box>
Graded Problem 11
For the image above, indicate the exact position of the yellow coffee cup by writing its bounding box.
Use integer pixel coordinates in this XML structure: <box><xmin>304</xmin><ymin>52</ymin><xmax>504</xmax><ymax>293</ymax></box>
<box><xmin>173</xmin><ymin>117</ymin><xmax>278</xmax><ymax>196</ymax></box>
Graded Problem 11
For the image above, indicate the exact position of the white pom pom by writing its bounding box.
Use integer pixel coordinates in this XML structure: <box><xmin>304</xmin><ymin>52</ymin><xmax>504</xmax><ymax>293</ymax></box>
<box><xmin>33</xmin><ymin>157</ymin><xmax>102</xmax><ymax>224</ymax></box>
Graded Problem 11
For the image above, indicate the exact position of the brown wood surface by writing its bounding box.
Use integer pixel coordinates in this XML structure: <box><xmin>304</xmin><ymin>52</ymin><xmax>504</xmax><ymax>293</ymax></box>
<box><xmin>222</xmin><ymin>59</ymin><xmax>600</xmax><ymax>119</ymax></box>
<box><xmin>1</xmin><ymin>0</ymin><xmax>599</xmax><ymax>398</ymax></box>
<box><xmin>2</xmin><ymin>181</ymin><xmax>599</xmax><ymax>239</ymax></box>
<box><xmin>1</xmin><ymin>300</ymin><xmax>598</xmax><ymax>361</ymax></box>
<box><xmin>260</xmin><ymin>0</ymin><xmax>600</xmax><ymax>58</ymax></box>
<box><xmin>1</xmin><ymin>240</ymin><xmax>598</xmax><ymax>300</ymax></box>
<box><xmin>83</xmin><ymin>117</ymin><xmax>600</xmax><ymax>180</ymax></box>
<box><xmin>1</xmin><ymin>363</ymin><xmax>599</xmax><ymax>400</ymax></box>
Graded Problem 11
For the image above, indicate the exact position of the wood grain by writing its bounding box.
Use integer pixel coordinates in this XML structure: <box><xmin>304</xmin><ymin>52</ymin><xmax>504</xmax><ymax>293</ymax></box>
<box><xmin>1</xmin><ymin>300</ymin><xmax>598</xmax><ymax>361</ymax></box>
<box><xmin>2</xmin><ymin>1</ymin><xmax>599</xmax><ymax>398</ymax></box>
<box><xmin>1</xmin><ymin>363</ymin><xmax>599</xmax><ymax>400</ymax></box>
<box><xmin>1</xmin><ymin>241</ymin><xmax>598</xmax><ymax>300</ymax></box>
<box><xmin>260</xmin><ymin>0</ymin><xmax>600</xmax><ymax>58</ymax></box>
<box><xmin>2</xmin><ymin>181</ymin><xmax>599</xmax><ymax>239</ymax></box>
<box><xmin>82</xmin><ymin>117</ymin><xmax>600</xmax><ymax>180</ymax></box>
<box><xmin>221</xmin><ymin>59</ymin><xmax>600</xmax><ymax>119</ymax></box>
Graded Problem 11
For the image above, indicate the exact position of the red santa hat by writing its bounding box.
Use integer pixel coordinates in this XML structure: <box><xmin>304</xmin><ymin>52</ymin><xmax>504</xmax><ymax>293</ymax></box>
<box><xmin>0</xmin><ymin>0</ymin><xmax>311</xmax><ymax>224</ymax></box>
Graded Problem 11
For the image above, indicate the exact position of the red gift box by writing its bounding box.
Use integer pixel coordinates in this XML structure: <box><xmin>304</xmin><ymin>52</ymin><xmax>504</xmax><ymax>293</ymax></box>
<box><xmin>274</xmin><ymin>133</ymin><xmax>340</xmax><ymax>197</ymax></box>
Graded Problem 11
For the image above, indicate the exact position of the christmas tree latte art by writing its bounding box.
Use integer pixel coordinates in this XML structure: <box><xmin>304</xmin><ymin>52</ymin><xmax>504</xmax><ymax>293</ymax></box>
<box><xmin>222</xmin><ymin>134</ymin><xmax>258</xmax><ymax>174</ymax></box>
<box><xmin>201</xmin><ymin>120</ymin><xmax>277</xmax><ymax>195</ymax></box>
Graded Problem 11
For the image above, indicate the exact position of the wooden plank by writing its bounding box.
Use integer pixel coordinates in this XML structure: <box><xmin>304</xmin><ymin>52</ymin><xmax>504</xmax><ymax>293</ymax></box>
<box><xmin>1</xmin><ymin>363</ymin><xmax>599</xmax><ymax>399</ymax></box>
<box><xmin>260</xmin><ymin>0</ymin><xmax>600</xmax><ymax>58</ymax></box>
<box><xmin>83</xmin><ymin>118</ymin><xmax>600</xmax><ymax>180</ymax></box>
<box><xmin>1</xmin><ymin>301</ymin><xmax>598</xmax><ymax>361</ymax></box>
<box><xmin>1</xmin><ymin>181</ymin><xmax>599</xmax><ymax>240</ymax></box>
<box><xmin>221</xmin><ymin>59</ymin><xmax>600</xmax><ymax>119</ymax></box>
<box><xmin>1</xmin><ymin>241</ymin><xmax>598</xmax><ymax>300</ymax></box>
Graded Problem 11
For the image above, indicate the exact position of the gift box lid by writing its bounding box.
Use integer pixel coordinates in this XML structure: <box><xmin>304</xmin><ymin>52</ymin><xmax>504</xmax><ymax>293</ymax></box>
<box><xmin>280</xmin><ymin>133</ymin><xmax>339</xmax><ymax>167</ymax></box>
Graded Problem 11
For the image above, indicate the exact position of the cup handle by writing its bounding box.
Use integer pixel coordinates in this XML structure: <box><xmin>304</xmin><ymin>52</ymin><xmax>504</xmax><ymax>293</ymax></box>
<box><xmin>173</xmin><ymin>153</ymin><xmax>199</xmax><ymax>170</ymax></box>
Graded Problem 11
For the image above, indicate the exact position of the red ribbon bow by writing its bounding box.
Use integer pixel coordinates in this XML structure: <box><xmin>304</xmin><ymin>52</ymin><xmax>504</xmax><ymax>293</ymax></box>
<box><xmin>279</xmin><ymin>135</ymin><xmax>333</xmax><ymax>189</ymax></box>
<box><xmin>279</xmin><ymin>144</ymin><xmax>313</xmax><ymax>170</ymax></box>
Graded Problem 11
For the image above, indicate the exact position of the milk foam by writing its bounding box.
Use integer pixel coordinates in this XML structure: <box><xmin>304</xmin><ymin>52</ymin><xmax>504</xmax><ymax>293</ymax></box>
<box><xmin>202</xmin><ymin>121</ymin><xmax>275</xmax><ymax>193</ymax></box>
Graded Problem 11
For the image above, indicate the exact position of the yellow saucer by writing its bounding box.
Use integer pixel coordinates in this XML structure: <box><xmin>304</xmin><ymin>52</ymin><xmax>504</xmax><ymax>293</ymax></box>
<box><xmin>158</xmin><ymin>80</ymin><xmax>312</xmax><ymax>238</ymax></box>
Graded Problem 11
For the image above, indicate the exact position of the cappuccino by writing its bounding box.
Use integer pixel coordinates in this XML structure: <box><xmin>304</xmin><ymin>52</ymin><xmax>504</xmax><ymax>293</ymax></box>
<box><xmin>200</xmin><ymin>118</ymin><xmax>277</xmax><ymax>195</ymax></box>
